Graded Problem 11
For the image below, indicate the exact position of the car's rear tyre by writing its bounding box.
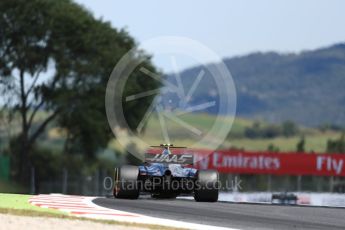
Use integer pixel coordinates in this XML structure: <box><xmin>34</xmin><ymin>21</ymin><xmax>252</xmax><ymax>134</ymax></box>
<box><xmin>194</xmin><ymin>170</ymin><xmax>219</xmax><ymax>202</ymax></box>
<box><xmin>114</xmin><ymin>165</ymin><xmax>139</xmax><ymax>199</ymax></box>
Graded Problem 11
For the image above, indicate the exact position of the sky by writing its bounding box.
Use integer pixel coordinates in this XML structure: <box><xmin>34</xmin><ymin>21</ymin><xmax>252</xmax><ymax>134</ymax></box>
<box><xmin>75</xmin><ymin>0</ymin><xmax>345</xmax><ymax>72</ymax></box>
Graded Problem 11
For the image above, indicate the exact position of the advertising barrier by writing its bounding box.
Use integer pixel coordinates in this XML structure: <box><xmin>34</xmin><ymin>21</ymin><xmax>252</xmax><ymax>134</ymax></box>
<box><xmin>148</xmin><ymin>148</ymin><xmax>345</xmax><ymax>176</ymax></box>
<box><xmin>193</xmin><ymin>150</ymin><xmax>345</xmax><ymax>176</ymax></box>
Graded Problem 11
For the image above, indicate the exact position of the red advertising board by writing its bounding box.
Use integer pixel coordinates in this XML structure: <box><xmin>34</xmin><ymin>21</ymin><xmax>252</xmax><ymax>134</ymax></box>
<box><xmin>193</xmin><ymin>150</ymin><xmax>345</xmax><ymax>176</ymax></box>
<box><xmin>148</xmin><ymin>148</ymin><xmax>345</xmax><ymax>176</ymax></box>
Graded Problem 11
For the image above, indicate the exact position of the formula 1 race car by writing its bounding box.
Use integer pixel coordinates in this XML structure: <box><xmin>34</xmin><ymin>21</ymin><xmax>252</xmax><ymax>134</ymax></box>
<box><xmin>271</xmin><ymin>192</ymin><xmax>298</xmax><ymax>205</ymax></box>
<box><xmin>113</xmin><ymin>144</ymin><xmax>219</xmax><ymax>202</ymax></box>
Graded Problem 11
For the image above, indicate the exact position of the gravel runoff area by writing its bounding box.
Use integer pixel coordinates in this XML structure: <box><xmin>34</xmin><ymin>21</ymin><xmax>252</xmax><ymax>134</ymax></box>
<box><xmin>0</xmin><ymin>214</ymin><xmax>148</xmax><ymax>230</ymax></box>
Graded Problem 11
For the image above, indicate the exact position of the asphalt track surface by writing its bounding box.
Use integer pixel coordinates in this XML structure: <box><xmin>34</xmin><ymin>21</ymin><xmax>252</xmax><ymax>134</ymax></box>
<box><xmin>93</xmin><ymin>197</ymin><xmax>345</xmax><ymax>230</ymax></box>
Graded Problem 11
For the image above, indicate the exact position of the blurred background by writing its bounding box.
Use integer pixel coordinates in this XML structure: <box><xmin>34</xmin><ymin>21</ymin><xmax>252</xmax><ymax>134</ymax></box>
<box><xmin>1</xmin><ymin>0</ymin><xmax>345</xmax><ymax>196</ymax></box>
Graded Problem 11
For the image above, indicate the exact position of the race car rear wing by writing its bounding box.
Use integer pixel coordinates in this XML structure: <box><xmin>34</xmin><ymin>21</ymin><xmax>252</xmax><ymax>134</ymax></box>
<box><xmin>145</xmin><ymin>153</ymin><xmax>194</xmax><ymax>165</ymax></box>
<box><xmin>150</xmin><ymin>144</ymin><xmax>187</xmax><ymax>149</ymax></box>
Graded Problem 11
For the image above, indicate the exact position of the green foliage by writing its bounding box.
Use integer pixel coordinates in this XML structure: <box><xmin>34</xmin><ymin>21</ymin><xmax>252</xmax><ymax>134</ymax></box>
<box><xmin>318</xmin><ymin>123</ymin><xmax>344</xmax><ymax>132</ymax></box>
<box><xmin>30</xmin><ymin>147</ymin><xmax>61</xmax><ymax>181</ymax></box>
<box><xmin>326</xmin><ymin>133</ymin><xmax>345</xmax><ymax>153</ymax></box>
<box><xmin>0</xmin><ymin>180</ymin><xmax>26</xmax><ymax>193</ymax></box>
<box><xmin>0</xmin><ymin>0</ymin><xmax>159</xmax><ymax>183</ymax></box>
<box><xmin>296</xmin><ymin>135</ymin><xmax>305</xmax><ymax>152</ymax></box>
<box><xmin>0</xmin><ymin>0</ymin><xmax>52</xmax><ymax>76</ymax></box>
<box><xmin>282</xmin><ymin>121</ymin><xmax>298</xmax><ymax>137</ymax></box>
<box><xmin>244</xmin><ymin>120</ymin><xmax>298</xmax><ymax>139</ymax></box>
<box><xmin>7</xmin><ymin>135</ymin><xmax>61</xmax><ymax>181</ymax></box>
<box><xmin>0</xmin><ymin>155</ymin><xmax>10</xmax><ymax>181</ymax></box>
<box><xmin>123</xmin><ymin>65</ymin><xmax>161</xmax><ymax>132</ymax></box>
<box><xmin>243</xmin><ymin>121</ymin><xmax>261</xmax><ymax>138</ymax></box>
<box><xmin>267</xmin><ymin>143</ymin><xmax>280</xmax><ymax>152</ymax></box>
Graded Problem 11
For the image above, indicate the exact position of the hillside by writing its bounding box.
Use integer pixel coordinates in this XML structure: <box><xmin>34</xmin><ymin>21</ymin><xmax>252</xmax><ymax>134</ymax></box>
<box><xmin>3</xmin><ymin>111</ymin><xmax>340</xmax><ymax>155</ymax></box>
<box><xmin>135</xmin><ymin>113</ymin><xmax>341</xmax><ymax>153</ymax></box>
<box><xmin>171</xmin><ymin>43</ymin><xmax>345</xmax><ymax>126</ymax></box>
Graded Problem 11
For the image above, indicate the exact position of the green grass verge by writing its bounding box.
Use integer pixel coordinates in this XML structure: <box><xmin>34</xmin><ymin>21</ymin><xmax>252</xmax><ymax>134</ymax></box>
<box><xmin>0</xmin><ymin>194</ymin><xmax>186</xmax><ymax>230</ymax></box>
<box><xmin>0</xmin><ymin>193</ymin><xmax>63</xmax><ymax>215</ymax></box>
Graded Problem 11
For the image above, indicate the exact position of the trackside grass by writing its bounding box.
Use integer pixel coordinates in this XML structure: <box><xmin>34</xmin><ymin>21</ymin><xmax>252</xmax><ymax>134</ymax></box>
<box><xmin>0</xmin><ymin>193</ymin><xmax>64</xmax><ymax>214</ymax></box>
<box><xmin>0</xmin><ymin>193</ymin><xmax>186</xmax><ymax>230</ymax></box>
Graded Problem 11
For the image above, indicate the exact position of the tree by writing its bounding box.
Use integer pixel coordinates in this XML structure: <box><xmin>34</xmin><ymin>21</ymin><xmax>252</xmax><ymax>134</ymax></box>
<box><xmin>296</xmin><ymin>135</ymin><xmax>305</xmax><ymax>152</ymax></box>
<box><xmin>282</xmin><ymin>121</ymin><xmax>298</xmax><ymax>137</ymax></box>
<box><xmin>244</xmin><ymin>121</ymin><xmax>262</xmax><ymax>138</ymax></box>
<box><xmin>263</xmin><ymin>124</ymin><xmax>281</xmax><ymax>138</ymax></box>
<box><xmin>0</xmin><ymin>0</ymin><xmax>61</xmax><ymax>182</ymax></box>
<box><xmin>327</xmin><ymin>133</ymin><xmax>345</xmax><ymax>153</ymax></box>
<box><xmin>0</xmin><ymin>0</ymin><xmax>159</xmax><ymax>183</ymax></box>
<box><xmin>244</xmin><ymin>121</ymin><xmax>282</xmax><ymax>139</ymax></box>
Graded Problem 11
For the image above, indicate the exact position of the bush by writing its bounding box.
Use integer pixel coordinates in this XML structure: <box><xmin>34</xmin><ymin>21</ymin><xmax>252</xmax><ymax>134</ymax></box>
<box><xmin>282</xmin><ymin>121</ymin><xmax>298</xmax><ymax>137</ymax></box>
<box><xmin>296</xmin><ymin>136</ymin><xmax>305</xmax><ymax>152</ymax></box>
<box><xmin>267</xmin><ymin>143</ymin><xmax>280</xmax><ymax>152</ymax></box>
<box><xmin>326</xmin><ymin>134</ymin><xmax>345</xmax><ymax>153</ymax></box>
<box><xmin>244</xmin><ymin>120</ymin><xmax>299</xmax><ymax>139</ymax></box>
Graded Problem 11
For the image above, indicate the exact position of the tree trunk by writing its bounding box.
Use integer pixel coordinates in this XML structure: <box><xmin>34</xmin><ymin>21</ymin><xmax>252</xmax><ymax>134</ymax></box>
<box><xmin>18</xmin><ymin>69</ymin><xmax>30</xmax><ymax>185</ymax></box>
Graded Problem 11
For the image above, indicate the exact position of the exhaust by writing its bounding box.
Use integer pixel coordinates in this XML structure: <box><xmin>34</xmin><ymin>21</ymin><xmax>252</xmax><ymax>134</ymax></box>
<box><xmin>164</xmin><ymin>170</ymin><xmax>172</xmax><ymax>176</ymax></box>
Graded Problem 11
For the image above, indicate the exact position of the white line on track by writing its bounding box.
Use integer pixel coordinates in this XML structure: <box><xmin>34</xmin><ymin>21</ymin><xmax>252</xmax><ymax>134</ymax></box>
<box><xmin>29</xmin><ymin>194</ymin><xmax>239</xmax><ymax>230</ymax></box>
